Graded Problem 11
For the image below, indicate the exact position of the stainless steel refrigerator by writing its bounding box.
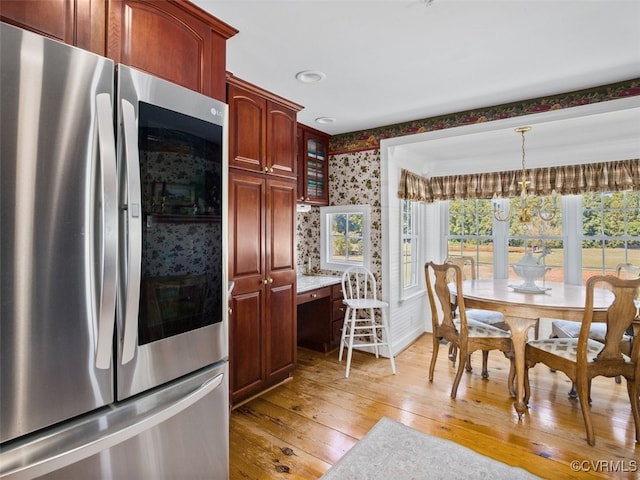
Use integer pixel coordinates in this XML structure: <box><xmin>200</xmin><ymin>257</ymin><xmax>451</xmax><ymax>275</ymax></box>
<box><xmin>1</xmin><ymin>23</ymin><xmax>229</xmax><ymax>479</ymax></box>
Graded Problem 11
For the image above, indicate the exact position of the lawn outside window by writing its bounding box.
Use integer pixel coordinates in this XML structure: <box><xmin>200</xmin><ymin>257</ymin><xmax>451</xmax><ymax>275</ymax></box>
<box><xmin>320</xmin><ymin>205</ymin><xmax>371</xmax><ymax>272</ymax></box>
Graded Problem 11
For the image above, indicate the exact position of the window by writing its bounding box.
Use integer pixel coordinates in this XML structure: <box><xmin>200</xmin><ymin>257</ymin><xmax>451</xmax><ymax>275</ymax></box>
<box><xmin>320</xmin><ymin>205</ymin><xmax>371</xmax><ymax>271</ymax></box>
<box><xmin>581</xmin><ymin>191</ymin><xmax>640</xmax><ymax>282</ymax></box>
<box><xmin>401</xmin><ymin>200</ymin><xmax>419</xmax><ymax>290</ymax></box>
<box><xmin>447</xmin><ymin>198</ymin><xmax>495</xmax><ymax>279</ymax></box>
<box><xmin>445</xmin><ymin>191</ymin><xmax>640</xmax><ymax>282</ymax></box>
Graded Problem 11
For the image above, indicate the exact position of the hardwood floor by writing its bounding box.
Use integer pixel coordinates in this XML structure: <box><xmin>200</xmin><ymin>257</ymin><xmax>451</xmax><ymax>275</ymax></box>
<box><xmin>229</xmin><ymin>334</ymin><xmax>639</xmax><ymax>479</ymax></box>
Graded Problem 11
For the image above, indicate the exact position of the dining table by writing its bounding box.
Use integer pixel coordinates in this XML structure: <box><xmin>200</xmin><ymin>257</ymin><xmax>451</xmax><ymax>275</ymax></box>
<box><xmin>459</xmin><ymin>279</ymin><xmax>614</xmax><ymax>417</ymax></box>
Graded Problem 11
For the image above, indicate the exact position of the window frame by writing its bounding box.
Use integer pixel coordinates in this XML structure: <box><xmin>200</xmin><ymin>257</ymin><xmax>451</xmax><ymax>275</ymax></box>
<box><xmin>447</xmin><ymin>198</ymin><xmax>496</xmax><ymax>279</ymax></box>
<box><xmin>400</xmin><ymin>199</ymin><xmax>421</xmax><ymax>296</ymax></box>
<box><xmin>320</xmin><ymin>204</ymin><xmax>371</xmax><ymax>272</ymax></box>
<box><xmin>580</xmin><ymin>190</ymin><xmax>640</xmax><ymax>280</ymax></box>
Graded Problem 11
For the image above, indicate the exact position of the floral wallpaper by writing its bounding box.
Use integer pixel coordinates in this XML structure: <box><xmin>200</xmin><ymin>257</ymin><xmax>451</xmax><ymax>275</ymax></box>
<box><xmin>329</xmin><ymin>79</ymin><xmax>640</xmax><ymax>155</ymax></box>
<box><xmin>297</xmin><ymin>149</ymin><xmax>383</xmax><ymax>281</ymax></box>
<box><xmin>296</xmin><ymin>209</ymin><xmax>320</xmax><ymax>275</ymax></box>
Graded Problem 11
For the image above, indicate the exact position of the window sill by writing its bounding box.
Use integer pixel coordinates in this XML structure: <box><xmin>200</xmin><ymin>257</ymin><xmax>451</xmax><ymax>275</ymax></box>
<box><xmin>400</xmin><ymin>289</ymin><xmax>426</xmax><ymax>303</ymax></box>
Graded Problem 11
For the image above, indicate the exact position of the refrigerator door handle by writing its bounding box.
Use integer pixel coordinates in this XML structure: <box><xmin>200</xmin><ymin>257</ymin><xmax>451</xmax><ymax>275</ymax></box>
<box><xmin>0</xmin><ymin>372</ymin><xmax>225</xmax><ymax>480</ymax></box>
<box><xmin>94</xmin><ymin>93</ymin><xmax>118</xmax><ymax>370</ymax></box>
<box><xmin>120</xmin><ymin>99</ymin><xmax>142</xmax><ymax>365</ymax></box>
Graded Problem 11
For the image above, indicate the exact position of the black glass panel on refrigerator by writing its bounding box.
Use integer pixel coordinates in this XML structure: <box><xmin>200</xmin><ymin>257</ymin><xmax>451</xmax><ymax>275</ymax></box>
<box><xmin>137</xmin><ymin>102</ymin><xmax>223</xmax><ymax>345</ymax></box>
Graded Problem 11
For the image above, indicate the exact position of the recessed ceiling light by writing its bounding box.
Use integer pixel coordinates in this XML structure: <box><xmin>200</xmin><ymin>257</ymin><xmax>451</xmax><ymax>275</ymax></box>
<box><xmin>315</xmin><ymin>117</ymin><xmax>336</xmax><ymax>124</ymax></box>
<box><xmin>295</xmin><ymin>70</ymin><xmax>326</xmax><ymax>83</ymax></box>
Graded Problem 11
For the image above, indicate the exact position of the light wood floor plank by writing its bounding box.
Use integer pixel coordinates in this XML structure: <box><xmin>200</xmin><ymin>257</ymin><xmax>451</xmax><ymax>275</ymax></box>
<box><xmin>230</xmin><ymin>334</ymin><xmax>639</xmax><ymax>479</ymax></box>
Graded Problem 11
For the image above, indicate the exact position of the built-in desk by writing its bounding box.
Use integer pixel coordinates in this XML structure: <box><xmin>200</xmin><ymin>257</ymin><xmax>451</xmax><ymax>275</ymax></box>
<box><xmin>296</xmin><ymin>275</ymin><xmax>343</xmax><ymax>353</ymax></box>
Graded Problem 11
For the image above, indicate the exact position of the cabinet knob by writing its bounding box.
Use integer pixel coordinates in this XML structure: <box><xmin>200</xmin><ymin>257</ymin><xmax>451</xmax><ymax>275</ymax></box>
<box><xmin>228</xmin><ymin>307</ymin><xmax>233</xmax><ymax>315</ymax></box>
<box><xmin>263</xmin><ymin>166</ymin><xmax>269</xmax><ymax>173</ymax></box>
<box><xmin>269</xmin><ymin>167</ymin><xmax>274</xmax><ymax>173</ymax></box>
<box><xmin>268</xmin><ymin>277</ymin><xmax>274</xmax><ymax>284</ymax></box>
<box><xmin>311</xmin><ymin>293</ymin><xmax>317</xmax><ymax>298</ymax></box>
<box><xmin>263</xmin><ymin>279</ymin><xmax>268</xmax><ymax>285</ymax></box>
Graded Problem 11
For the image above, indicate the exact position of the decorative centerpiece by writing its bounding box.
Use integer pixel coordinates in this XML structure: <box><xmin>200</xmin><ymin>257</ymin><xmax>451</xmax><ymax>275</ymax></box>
<box><xmin>510</xmin><ymin>252</ymin><xmax>551</xmax><ymax>293</ymax></box>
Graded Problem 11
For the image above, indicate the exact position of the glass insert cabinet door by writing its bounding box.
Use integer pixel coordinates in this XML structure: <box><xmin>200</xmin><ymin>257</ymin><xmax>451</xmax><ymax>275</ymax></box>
<box><xmin>305</xmin><ymin>137</ymin><xmax>326</xmax><ymax>200</ymax></box>
<box><xmin>298</xmin><ymin>126</ymin><xmax>330</xmax><ymax>205</ymax></box>
<box><xmin>138</xmin><ymin>102</ymin><xmax>223</xmax><ymax>345</ymax></box>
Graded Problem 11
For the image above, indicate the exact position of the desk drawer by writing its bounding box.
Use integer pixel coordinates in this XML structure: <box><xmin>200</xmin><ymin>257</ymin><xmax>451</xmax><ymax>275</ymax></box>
<box><xmin>297</xmin><ymin>286</ymin><xmax>331</xmax><ymax>305</ymax></box>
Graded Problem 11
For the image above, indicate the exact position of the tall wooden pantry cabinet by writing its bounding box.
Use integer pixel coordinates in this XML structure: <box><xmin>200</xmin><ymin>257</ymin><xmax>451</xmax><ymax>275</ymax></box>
<box><xmin>227</xmin><ymin>75</ymin><xmax>302</xmax><ymax>405</ymax></box>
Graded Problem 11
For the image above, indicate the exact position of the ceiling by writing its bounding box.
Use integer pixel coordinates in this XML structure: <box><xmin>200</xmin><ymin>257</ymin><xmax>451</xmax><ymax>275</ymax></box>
<box><xmin>387</xmin><ymin>97</ymin><xmax>640</xmax><ymax>175</ymax></box>
<box><xmin>192</xmin><ymin>0</ymin><xmax>640</xmax><ymax>170</ymax></box>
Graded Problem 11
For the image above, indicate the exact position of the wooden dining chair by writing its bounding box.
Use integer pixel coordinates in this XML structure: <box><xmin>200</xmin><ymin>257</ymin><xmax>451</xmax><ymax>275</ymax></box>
<box><xmin>550</xmin><ymin>262</ymin><xmax>639</xmax><ymax>395</ymax></box>
<box><xmin>446</xmin><ymin>255</ymin><xmax>507</xmax><ymax>327</ymax></box>
<box><xmin>523</xmin><ymin>275</ymin><xmax>640</xmax><ymax>446</ymax></box>
<box><xmin>425</xmin><ymin>261</ymin><xmax>513</xmax><ymax>399</ymax></box>
<box><xmin>445</xmin><ymin>256</ymin><xmax>508</xmax><ymax>377</ymax></box>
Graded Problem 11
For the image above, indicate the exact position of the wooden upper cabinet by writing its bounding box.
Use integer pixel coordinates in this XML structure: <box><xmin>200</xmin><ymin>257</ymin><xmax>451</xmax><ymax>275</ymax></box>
<box><xmin>297</xmin><ymin>124</ymin><xmax>331</xmax><ymax>205</ymax></box>
<box><xmin>267</xmin><ymin>101</ymin><xmax>298</xmax><ymax>177</ymax></box>
<box><xmin>227</xmin><ymin>83</ymin><xmax>267</xmax><ymax>172</ymax></box>
<box><xmin>227</xmin><ymin>75</ymin><xmax>303</xmax><ymax>179</ymax></box>
<box><xmin>107</xmin><ymin>0</ymin><xmax>237</xmax><ymax>100</ymax></box>
<box><xmin>2</xmin><ymin>0</ymin><xmax>237</xmax><ymax>100</ymax></box>
<box><xmin>1</xmin><ymin>0</ymin><xmax>106</xmax><ymax>55</ymax></box>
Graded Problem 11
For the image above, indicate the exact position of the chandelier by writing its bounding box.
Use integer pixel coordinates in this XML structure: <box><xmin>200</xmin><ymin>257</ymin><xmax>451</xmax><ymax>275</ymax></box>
<box><xmin>493</xmin><ymin>126</ymin><xmax>558</xmax><ymax>223</ymax></box>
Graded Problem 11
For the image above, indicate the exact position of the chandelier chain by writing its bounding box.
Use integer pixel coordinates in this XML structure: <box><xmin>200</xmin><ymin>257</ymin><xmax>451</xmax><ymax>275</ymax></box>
<box><xmin>493</xmin><ymin>126</ymin><xmax>558</xmax><ymax>224</ymax></box>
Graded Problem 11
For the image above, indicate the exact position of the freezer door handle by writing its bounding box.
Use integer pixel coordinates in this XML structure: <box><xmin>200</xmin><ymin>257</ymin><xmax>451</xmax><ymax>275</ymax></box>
<box><xmin>0</xmin><ymin>371</ymin><xmax>225</xmax><ymax>480</ymax></box>
<box><xmin>120</xmin><ymin>99</ymin><xmax>142</xmax><ymax>365</ymax></box>
<box><xmin>94</xmin><ymin>93</ymin><xmax>118</xmax><ymax>370</ymax></box>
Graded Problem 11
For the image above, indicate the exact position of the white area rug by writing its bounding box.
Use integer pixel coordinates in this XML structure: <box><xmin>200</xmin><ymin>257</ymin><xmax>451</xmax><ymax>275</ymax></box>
<box><xmin>320</xmin><ymin>417</ymin><xmax>541</xmax><ymax>480</ymax></box>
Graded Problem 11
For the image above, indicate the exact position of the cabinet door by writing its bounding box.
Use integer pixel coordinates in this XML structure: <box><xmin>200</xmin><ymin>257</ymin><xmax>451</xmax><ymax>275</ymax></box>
<box><xmin>108</xmin><ymin>0</ymin><xmax>234</xmax><ymax>100</ymax></box>
<box><xmin>265</xmin><ymin>179</ymin><xmax>297</xmax><ymax>379</ymax></box>
<box><xmin>228</xmin><ymin>84</ymin><xmax>266</xmax><ymax>172</ymax></box>
<box><xmin>229</xmin><ymin>289</ymin><xmax>264</xmax><ymax>401</ymax></box>
<box><xmin>1</xmin><ymin>0</ymin><xmax>105</xmax><ymax>54</ymax></box>
<box><xmin>228</xmin><ymin>171</ymin><xmax>266</xmax><ymax>400</ymax></box>
<box><xmin>297</xmin><ymin>125</ymin><xmax>330</xmax><ymax>205</ymax></box>
<box><xmin>267</xmin><ymin>101</ymin><xmax>297</xmax><ymax>179</ymax></box>
<box><xmin>296</xmin><ymin>127</ymin><xmax>305</xmax><ymax>202</ymax></box>
<box><xmin>228</xmin><ymin>172</ymin><xmax>297</xmax><ymax>402</ymax></box>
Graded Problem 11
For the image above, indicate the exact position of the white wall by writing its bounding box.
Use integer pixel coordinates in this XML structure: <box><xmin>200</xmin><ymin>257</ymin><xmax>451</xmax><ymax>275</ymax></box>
<box><xmin>381</xmin><ymin>146</ymin><xmax>431</xmax><ymax>352</ymax></box>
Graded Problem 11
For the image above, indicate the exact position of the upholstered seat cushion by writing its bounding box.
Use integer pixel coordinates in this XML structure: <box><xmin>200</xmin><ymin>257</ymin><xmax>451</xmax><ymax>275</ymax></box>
<box><xmin>448</xmin><ymin>281</ymin><xmax>506</xmax><ymax>328</ymax></box>
<box><xmin>466</xmin><ymin>308</ymin><xmax>505</xmax><ymax>326</ymax></box>
<box><xmin>454</xmin><ymin>318</ymin><xmax>511</xmax><ymax>338</ymax></box>
<box><xmin>528</xmin><ymin>337</ymin><xmax>631</xmax><ymax>362</ymax></box>
<box><xmin>552</xmin><ymin>320</ymin><xmax>603</xmax><ymax>340</ymax></box>
<box><xmin>551</xmin><ymin>319</ymin><xmax>632</xmax><ymax>356</ymax></box>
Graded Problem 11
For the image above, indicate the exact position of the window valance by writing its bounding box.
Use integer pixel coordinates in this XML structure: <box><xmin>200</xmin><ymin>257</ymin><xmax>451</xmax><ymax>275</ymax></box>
<box><xmin>398</xmin><ymin>159</ymin><xmax>639</xmax><ymax>202</ymax></box>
